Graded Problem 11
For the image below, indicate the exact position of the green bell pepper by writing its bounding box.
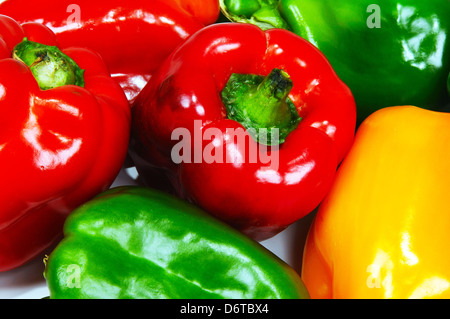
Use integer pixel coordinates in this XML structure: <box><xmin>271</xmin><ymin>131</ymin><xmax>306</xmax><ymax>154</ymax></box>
<box><xmin>220</xmin><ymin>0</ymin><xmax>450</xmax><ymax>123</ymax></box>
<box><xmin>44</xmin><ymin>186</ymin><xmax>309</xmax><ymax>299</ymax></box>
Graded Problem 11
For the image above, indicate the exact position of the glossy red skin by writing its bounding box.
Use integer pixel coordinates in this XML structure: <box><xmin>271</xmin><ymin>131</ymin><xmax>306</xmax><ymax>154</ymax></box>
<box><xmin>0</xmin><ymin>15</ymin><xmax>131</xmax><ymax>272</ymax></box>
<box><xmin>168</xmin><ymin>0</ymin><xmax>220</xmax><ymax>25</ymax></box>
<box><xmin>131</xmin><ymin>23</ymin><xmax>356</xmax><ymax>241</ymax></box>
<box><xmin>0</xmin><ymin>0</ymin><xmax>219</xmax><ymax>101</ymax></box>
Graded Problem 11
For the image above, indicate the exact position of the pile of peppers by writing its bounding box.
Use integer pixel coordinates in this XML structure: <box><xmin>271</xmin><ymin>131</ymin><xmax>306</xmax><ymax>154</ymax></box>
<box><xmin>0</xmin><ymin>0</ymin><xmax>449</xmax><ymax>300</ymax></box>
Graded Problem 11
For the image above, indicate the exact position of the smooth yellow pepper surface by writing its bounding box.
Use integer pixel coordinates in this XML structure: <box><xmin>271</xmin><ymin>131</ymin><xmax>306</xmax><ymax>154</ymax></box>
<box><xmin>302</xmin><ymin>105</ymin><xmax>450</xmax><ymax>299</ymax></box>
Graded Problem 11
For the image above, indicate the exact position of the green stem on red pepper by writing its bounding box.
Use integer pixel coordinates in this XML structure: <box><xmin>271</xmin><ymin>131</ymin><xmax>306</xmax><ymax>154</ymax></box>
<box><xmin>13</xmin><ymin>38</ymin><xmax>85</xmax><ymax>90</ymax></box>
<box><xmin>222</xmin><ymin>68</ymin><xmax>301</xmax><ymax>146</ymax></box>
<box><xmin>220</xmin><ymin>0</ymin><xmax>289</xmax><ymax>30</ymax></box>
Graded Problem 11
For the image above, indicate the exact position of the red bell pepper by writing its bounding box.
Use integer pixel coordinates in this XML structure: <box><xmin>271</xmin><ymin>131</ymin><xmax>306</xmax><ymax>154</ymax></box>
<box><xmin>131</xmin><ymin>23</ymin><xmax>356</xmax><ymax>241</ymax></box>
<box><xmin>0</xmin><ymin>0</ymin><xmax>220</xmax><ymax>101</ymax></box>
<box><xmin>0</xmin><ymin>15</ymin><xmax>130</xmax><ymax>271</ymax></box>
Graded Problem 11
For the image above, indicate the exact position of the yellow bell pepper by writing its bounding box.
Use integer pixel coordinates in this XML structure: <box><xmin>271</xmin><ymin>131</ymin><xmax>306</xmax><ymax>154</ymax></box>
<box><xmin>302</xmin><ymin>105</ymin><xmax>450</xmax><ymax>299</ymax></box>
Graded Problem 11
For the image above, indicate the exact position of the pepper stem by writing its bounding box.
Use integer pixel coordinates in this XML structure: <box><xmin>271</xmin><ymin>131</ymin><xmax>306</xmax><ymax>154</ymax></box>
<box><xmin>12</xmin><ymin>38</ymin><xmax>85</xmax><ymax>90</ymax></box>
<box><xmin>220</xmin><ymin>0</ymin><xmax>289</xmax><ymax>30</ymax></box>
<box><xmin>222</xmin><ymin>68</ymin><xmax>301</xmax><ymax>145</ymax></box>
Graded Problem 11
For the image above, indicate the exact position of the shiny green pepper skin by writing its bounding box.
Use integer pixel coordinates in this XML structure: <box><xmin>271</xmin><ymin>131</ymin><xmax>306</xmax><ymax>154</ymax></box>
<box><xmin>220</xmin><ymin>0</ymin><xmax>450</xmax><ymax>123</ymax></box>
<box><xmin>44</xmin><ymin>186</ymin><xmax>309</xmax><ymax>299</ymax></box>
